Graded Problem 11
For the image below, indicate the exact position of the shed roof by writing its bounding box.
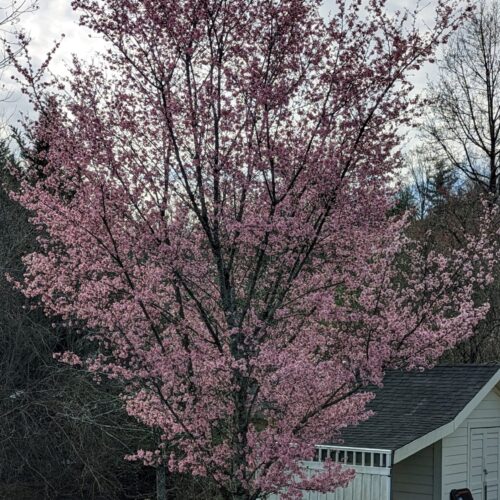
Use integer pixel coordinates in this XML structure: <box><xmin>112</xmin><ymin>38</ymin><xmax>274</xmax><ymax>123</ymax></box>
<box><xmin>335</xmin><ymin>364</ymin><xmax>500</xmax><ymax>452</ymax></box>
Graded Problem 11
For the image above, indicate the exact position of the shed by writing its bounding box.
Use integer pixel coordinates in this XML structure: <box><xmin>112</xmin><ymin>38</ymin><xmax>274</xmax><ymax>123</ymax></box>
<box><xmin>272</xmin><ymin>365</ymin><xmax>500</xmax><ymax>500</ymax></box>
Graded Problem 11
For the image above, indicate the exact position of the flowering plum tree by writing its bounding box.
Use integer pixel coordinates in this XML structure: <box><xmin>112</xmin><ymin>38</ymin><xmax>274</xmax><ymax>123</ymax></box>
<box><xmin>11</xmin><ymin>0</ymin><xmax>495</xmax><ymax>498</ymax></box>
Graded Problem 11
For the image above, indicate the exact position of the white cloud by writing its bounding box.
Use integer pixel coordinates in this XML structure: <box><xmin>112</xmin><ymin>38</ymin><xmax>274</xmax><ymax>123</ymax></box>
<box><xmin>1</xmin><ymin>0</ymin><xmax>445</xmax><ymax>135</ymax></box>
<box><xmin>0</xmin><ymin>0</ymin><xmax>101</xmax><ymax>128</ymax></box>
<box><xmin>15</xmin><ymin>0</ymin><xmax>99</xmax><ymax>68</ymax></box>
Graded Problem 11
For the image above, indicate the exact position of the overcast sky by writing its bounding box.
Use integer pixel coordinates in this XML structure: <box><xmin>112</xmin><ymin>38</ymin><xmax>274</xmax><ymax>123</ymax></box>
<box><xmin>1</xmin><ymin>0</ymin><xmax>442</xmax><ymax>133</ymax></box>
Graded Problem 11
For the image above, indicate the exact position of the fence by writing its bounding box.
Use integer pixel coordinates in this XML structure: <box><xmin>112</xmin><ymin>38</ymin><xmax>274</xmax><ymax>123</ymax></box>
<box><xmin>267</xmin><ymin>445</ymin><xmax>392</xmax><ymax>500</ymax></box>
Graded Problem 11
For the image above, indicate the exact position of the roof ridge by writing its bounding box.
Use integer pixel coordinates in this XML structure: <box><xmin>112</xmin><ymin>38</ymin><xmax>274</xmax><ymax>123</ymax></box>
<box><xmin>386</xmin><ymin>363</ymin><xmax>500</xmax><ymax>369</ymax></box>
<box><xmin>434</xmin><ymin>363</ymin><xmax>500</xmax><ymax>367</ymax></box>
<box><xmin>335</xmin><ymin>364</ymin><xmax>500</xmax><ymax>451</ymax></box>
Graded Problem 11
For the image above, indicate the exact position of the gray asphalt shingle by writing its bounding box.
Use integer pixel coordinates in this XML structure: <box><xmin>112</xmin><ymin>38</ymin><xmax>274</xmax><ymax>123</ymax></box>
<box><xmin>333</xmin><ymin>365</ymin><xmax>500</xmax><ymax>451</ymax></box>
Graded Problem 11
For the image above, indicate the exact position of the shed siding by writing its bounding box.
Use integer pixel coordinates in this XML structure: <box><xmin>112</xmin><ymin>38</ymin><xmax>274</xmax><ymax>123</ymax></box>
<box><xmin>392</xmin><ymin>444</ymin><xmax>435</xmax><ymax>500</ymax></box>
<box><xmin>441</xmin><ymin>387</ymin><xmax>500</xmax><ymax>500</ymax></box>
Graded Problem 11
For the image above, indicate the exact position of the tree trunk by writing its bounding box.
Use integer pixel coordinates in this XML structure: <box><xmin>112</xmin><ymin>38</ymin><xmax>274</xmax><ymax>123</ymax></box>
<box><xmin>156</xmin><ymin>465</ymin><xmax>167</xmax><ymax>500</ymax></box>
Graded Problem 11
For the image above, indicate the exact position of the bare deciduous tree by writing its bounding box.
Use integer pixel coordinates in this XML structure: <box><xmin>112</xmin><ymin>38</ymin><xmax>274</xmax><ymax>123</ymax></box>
<box><xmin>0</xmin><ymin>1</ymin><xmax>37</xmax><ymax>62</ymax></box>
<box><xmin>425</xmin><ymin>0</ymin><xmax>500</xmax><ymax>196</ymax></box>
<box><xmin>413</xmin><ymin>1</ymin><xmax>500</xmax><ymax>363</ymax></box>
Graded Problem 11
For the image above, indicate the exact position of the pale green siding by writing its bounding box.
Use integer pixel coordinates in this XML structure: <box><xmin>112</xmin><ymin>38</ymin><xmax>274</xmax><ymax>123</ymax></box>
<box><xmin>392</xmin><ymin>444</ymin><xmax>437</xmax><ymax>500</ymax></box>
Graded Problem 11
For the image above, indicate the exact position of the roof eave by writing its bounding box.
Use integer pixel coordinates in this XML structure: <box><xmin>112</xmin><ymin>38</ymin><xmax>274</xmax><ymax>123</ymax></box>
<box><xmin>393</xmin><ymin>367</ymin><xmax>500</xmax><ymax>464</ymax></box>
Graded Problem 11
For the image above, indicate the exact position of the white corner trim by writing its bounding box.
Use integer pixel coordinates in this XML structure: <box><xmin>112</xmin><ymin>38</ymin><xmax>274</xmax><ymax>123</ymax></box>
<box><xmin>393</xmin><ymin>368</ymin><xmax>500</xmax><ymax>464</ymax></box>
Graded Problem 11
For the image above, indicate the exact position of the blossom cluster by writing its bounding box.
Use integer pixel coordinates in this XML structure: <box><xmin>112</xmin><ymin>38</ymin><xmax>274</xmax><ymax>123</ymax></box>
<box><xmin>11</xmin><ymin>0</ymin><xmax>487</xmax><ymax>498</ymax></box>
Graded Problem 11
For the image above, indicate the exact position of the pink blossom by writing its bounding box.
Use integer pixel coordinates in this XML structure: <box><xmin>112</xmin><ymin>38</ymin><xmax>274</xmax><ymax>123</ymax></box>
<box><xmin>10</xmin><ymin>0</ymin><xmax>488</xmax><ymax>498</ymax></box>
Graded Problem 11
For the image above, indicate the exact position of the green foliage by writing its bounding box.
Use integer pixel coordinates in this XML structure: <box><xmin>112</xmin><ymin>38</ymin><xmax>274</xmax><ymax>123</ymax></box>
<box><xmin>388</xmin><ymin>186</ymin><xmax>417</xmax><ymax>218</ymax></box>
